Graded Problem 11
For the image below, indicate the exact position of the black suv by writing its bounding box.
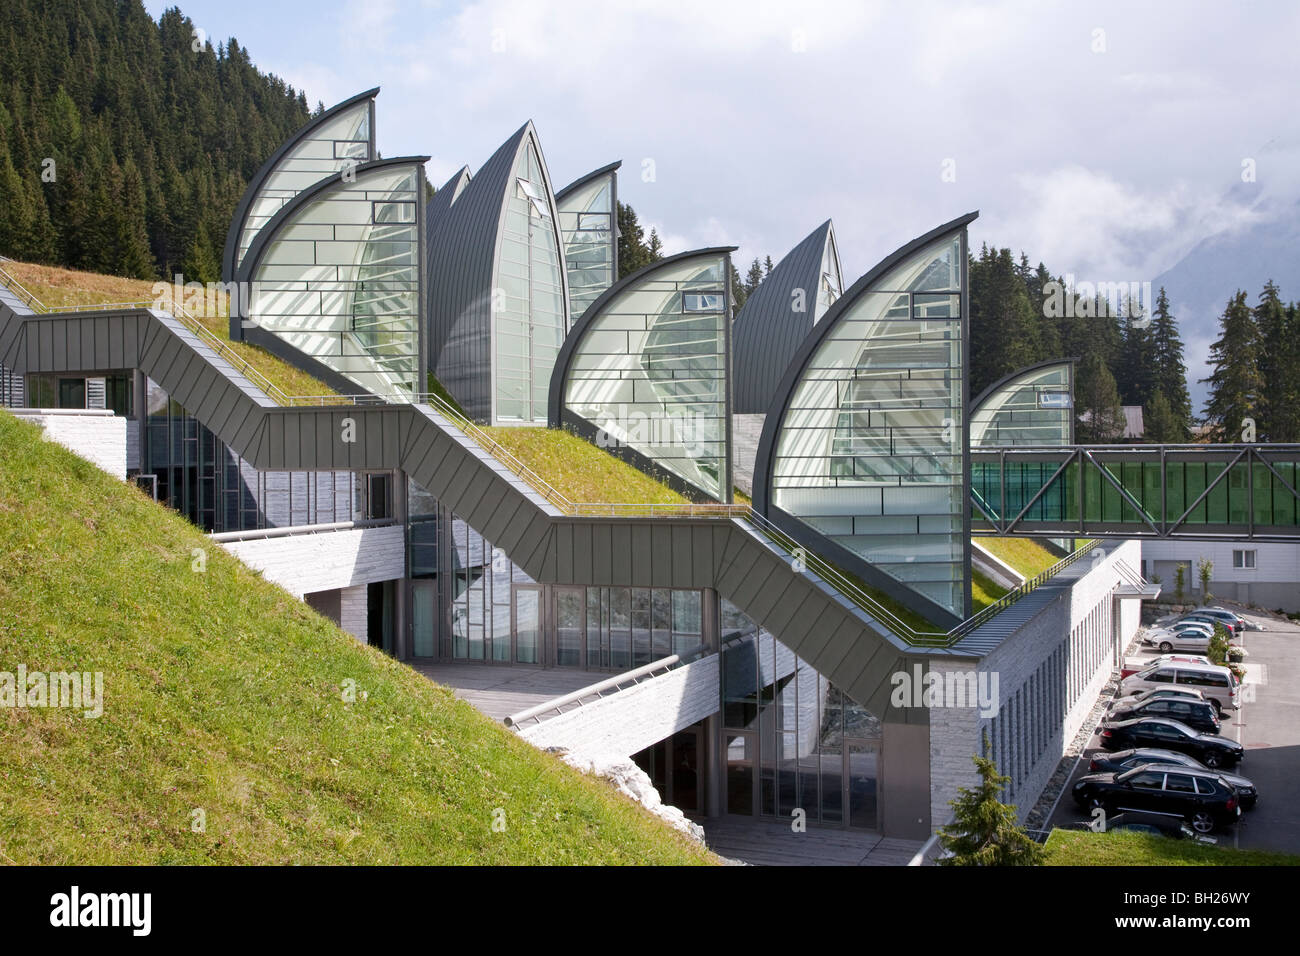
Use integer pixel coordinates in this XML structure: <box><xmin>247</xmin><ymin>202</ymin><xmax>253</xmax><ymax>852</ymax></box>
<box><xmin>1097</xmin><ymin>717</ymin><xmax>1244</xmax><ymax>768</ymax></box>
<box><xmin>1107</xmin><ymin>696</ymin><xmax>1221</xmax><ymax>734</ymax></box>
<box><xmin>1072</xmin><ymin>765</ymin><xmax>1241</xmax><ymax>833</ymax></box>
<box><xmin>1087</xmin><ymin>748</ymin><xmax>1258</xmax><ymax>809</ymax></box>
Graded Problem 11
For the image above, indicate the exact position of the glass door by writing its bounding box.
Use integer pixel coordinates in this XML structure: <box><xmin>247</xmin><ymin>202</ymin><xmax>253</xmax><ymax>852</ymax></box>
<box><xmin>844</xmin><ymin>739</ymin><xmax>881</xmax><ymax>831</ymax></box>
<box><xmin>554</xmin><ymin>588</ymin><xmax>585</xmax><ymax>668</ymax></box>
<box><xmin>513</xmin><ymin>586</ymin><xmax>542</xmax><ymax>664</ymax></box>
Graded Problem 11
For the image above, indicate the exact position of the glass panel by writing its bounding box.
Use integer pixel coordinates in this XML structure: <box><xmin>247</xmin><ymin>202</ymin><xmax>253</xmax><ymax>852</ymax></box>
<box><xmin>846</xmin><ymin>740</ymin><xmax>879</xmax><ymax>830</ymax></box>
<box><xmin>555</xmin><ymin>589</ymin><xmax>584</xmax><ymax>667</ymax></box>
<box><xmin>726</xmin><ymin>734</ymin><xmax>755</xmax><ymax>816</ymax></box>
<box><xmin>514</xmin><ymin>589</ymin><xmax>540</xmax><ymax>664</ymax></box>
<box><xmin>412</xmin><ymin>580</ymin><xmax>435</xmax><ymax>657</ymax></box>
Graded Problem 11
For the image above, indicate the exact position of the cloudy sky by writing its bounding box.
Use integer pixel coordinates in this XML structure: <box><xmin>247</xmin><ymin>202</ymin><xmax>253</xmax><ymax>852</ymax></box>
<box><xmin>148</xmin><ymin>0</ymin><xmax>1299</xmax><ymax>336</ymax></box>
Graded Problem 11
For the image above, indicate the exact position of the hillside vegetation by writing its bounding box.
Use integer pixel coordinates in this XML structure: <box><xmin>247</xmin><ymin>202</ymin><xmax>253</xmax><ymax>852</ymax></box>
<box><xmin>0</xmin><ymin>411</ymin><xmax>713</xmax><ymax>865</ymax></box>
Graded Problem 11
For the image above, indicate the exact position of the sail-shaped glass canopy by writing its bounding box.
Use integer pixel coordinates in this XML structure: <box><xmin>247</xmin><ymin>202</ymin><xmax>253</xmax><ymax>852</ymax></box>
<box><xmin>553</xmin><ymin>249</ymin><xmax>733</xmax><ymax>501</ymax></box>
<box><xmin>970</xmin><ymin>361</ymin><xmax>1073</xmax><ymax>447</ymax></box>
<box><xmin>556</xmin><ymin>164</ymin><xmax>619</xmax><ymax>322</ymax></box>
<box><xmin>760</xmin><ymin>217</ymin><xmax>973</xmax><ymax>620</ymax></box>
<box><xmin>243</xmin><ymin>161</ymin><xmax>425</xmax><ymax>397</ymax></box>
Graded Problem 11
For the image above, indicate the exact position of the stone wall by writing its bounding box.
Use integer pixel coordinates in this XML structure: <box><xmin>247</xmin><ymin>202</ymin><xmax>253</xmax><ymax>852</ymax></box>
<box><xmin>12</xmin><ymin>409</ymin><xmax>126</xmax><ymax>479</ymax></box>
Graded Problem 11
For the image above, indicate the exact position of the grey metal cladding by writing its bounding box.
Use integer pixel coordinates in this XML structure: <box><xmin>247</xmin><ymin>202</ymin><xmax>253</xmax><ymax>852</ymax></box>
<box><xmin>732</xmin><ymin>220</ymin><xmax>834</xmax><ymax>413</ymax></box>
<box><xmin>426</xmin><ymin>124</ymin><xmax>533</xmax><ymax>418</ymax></box>
<box><xmin>3</xmin><ymin>296</ymin><xmax>941</xmax><ymax>717</ymax></box>
<box><xmin>222</xmin><ymin>87</ymin><xmax>381</xmax><ymax>286</ymax></box>
<box><xmin>425</xmin><ymin>166</ymin><xmax>470</xmax><ymax>246</ymax></box>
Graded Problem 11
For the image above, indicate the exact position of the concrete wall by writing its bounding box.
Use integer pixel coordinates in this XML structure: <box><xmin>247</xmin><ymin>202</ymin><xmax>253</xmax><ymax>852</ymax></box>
<box><xmin>1142</xmin><ymin>539</ymin><xmax>1300</xmax><ymax>612</ymax></box>
<box><xmin>519</xmin><ymin>654</ymin><xmax>721</xmax><ymax>757</ymax></box>
<box><xmin>11</xmin><ymin>409</ymin><xmax>126</xmax><ymax>479</ymax></box>
<box><xmin>340</xmin><ymin>584</ymin><xmax>368</xmax><ymax>642</ymax></box>
<box><xmin>730</xmin><ymin>413</ymin><xmax>765</xmax><ymax>496</ymax></box>
<box><xmin>928</xmin><ymin>540</ymin><xmax>1144</xmax><ymax>830</ymax></box>
<box><xmin>216</xmin><ymin>524</ymin><xmax>405</xmax><ymax>599</ymax></box>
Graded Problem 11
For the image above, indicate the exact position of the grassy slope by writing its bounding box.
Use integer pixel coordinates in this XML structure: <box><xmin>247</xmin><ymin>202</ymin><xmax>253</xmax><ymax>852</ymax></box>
<box><xmin>976</xmin><ymin>536</ymin><xmax>1061</xmax><ymax>579</ymax></box>
<box><xmin>1043</xmin><ymin>829</ymin><xmax>1300</xmax><ymax>866</ymax></box>
<box><xmin>971</xmin><ymin>569</ymin><xmax>1009</xmax><ymax>612</ymax></box>
<box><xmin>483</xmin><ymin>426</ymin><xmax>690</xmax><ymax>506</ymax></box>
<box><xmin>2</xmin><ymin>260</ymin><xmax>335</xmax><ymax>399</ymax></box>
<box><xmin>0</xmin><ymin>412</ymin><xmax>713</xmax><ymax>865</ymax></box>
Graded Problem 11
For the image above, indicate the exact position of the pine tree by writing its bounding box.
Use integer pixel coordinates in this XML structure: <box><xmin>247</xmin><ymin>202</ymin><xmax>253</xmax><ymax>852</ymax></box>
<box><xmin>744</xmin><ymin>258</ymin><xmax>764</xmax><ymax>298</ymax></box>
<box><xmin>1076</xmin><ymin>352</ymin><xmax>1126</xmax><ymax>443</ymax></box>
<box><xmin>938</xmin><ymin>738</ymin><xmax>1045</xmax><ymax>866</ymax></box>
<box><xmin>1149</xmin><ymin>287</ymin><xmax>1191</xmax><ymax>440</ymax></box>
<box><xmin>1117</xmin><ymin>301</ymin><xmax>1157</xmax><ymax>407</ymax></box>
<box><xmin>1256</xmin><ymin>282</ymin><xmax>1300</xmax><ymax>442</ymax></box>
<box><xmin>1144</xmin><ymin>390</ymin><xmax>1182</xmax><ymax>443</ymax></box>
<box><xmin>729</xmin><ymin>261</ymin><xmax>746</xmax><ymax>312</ymax></box>
<box><xmin>646</xmin><ymin>228</ymin><xmax>663</xmax><ymax>262</ymax></box>
<box><xmin>969</xmin><ymin>245</ymin><xmax>1044</xmax><ymax>396</ymax></box>
<box><xmin>1202</xmin><ymin>291</ymin><xmax>1263</xmax><ymax>443</ymax></box>
<box><xmin>763</xmin><ymin>254</ymin><xmax>774</xmax><ymax>277</ymax></box>
<box><xmin>616</xmin><ymin>202</ymin><xmax>653</xmax><ymax>278</ymax></box>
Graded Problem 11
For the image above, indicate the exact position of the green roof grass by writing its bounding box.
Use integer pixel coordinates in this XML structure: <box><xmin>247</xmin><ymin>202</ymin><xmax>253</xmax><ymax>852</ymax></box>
<box><xmin>481</xmin><ymin>426</ymin><xmax>691</xmax><ymax>506</ymax></box>
<box><xmin>0</xmin><ymin>410</ymin><xmax>714</xmax><ymax>865</ymax></box>
<box><xmin>975</xmin><ymin>536</ymin><xmax>1062</xmax><ymax>580</ymax></box>
<box><xmin>2</xmin><ymin>260</ymin><xmax>336</xmax><ymax>400</ymax></box>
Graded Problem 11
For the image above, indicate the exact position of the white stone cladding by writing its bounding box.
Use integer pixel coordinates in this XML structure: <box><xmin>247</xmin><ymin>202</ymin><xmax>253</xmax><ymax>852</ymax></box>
<box><xmin>519</xmin><ymin>654</ymin><xmax>721</xmax><ymax>757</ymax></box>
<box><xmin>12</xmin><ymin>409</ymin><xmax>126</xmax><ymax>479</ymax></box>
<box><xmin>928</xmin><ymin>540</ymin><xmax>1144</xmax><ymax>830</ymax></box>
<box><xmin>339</xmin><ymin>584</ymin><xmax>368</xmax><ymax>642</ymax></box>
<box><xmin>217</xmin><ymin>524</ymin><xmax>405</xmax><ymax>599</ymax></box>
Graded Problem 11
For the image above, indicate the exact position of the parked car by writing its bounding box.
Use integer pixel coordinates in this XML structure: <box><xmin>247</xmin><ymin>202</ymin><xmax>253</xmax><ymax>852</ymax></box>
<box><xmin>1120</xmin><ymin>661</ymin><xmax>1240</xmax><ymax>712</ymax></box>
<box><xmin>1106</xmin><ymin>695</ymin><xmax>1221</xmax><ymax>734</ymax></box>
<box><xmin>1072</xmin><ymin>765</ymin><xmax>1242</xmax><ymax>833</ymax></box>
<box><xmin>1108</xmin><ymin>686</ymin><xmax>1206</xmax><ymax>710</ymax></box>
<box><xmin>1097</xmin><ymin>716</ymin><xmax>1244</xmax><ymax>768</ymax></box>
<box><xmin>1087</xmin><ymin>748</ymin><xmax>1258</xmax><ymax>808</ymax></box>
<box><xmin>1169</xmin><ymin>620</ymin><xmax>1215</xmax><ymax>638</ymax></box>
<box><xmin>1180</xmin><ymin>612</ymin><xmax>1240</xmax><ymax>635</ymax></box>
<box><xmin>1192</xmin><ymin>607</ymin><xmax>1245</xmax><ymax>633</ymax></box>
<box><xmin>1142</xmin><ymin>627</ymin><xmax>1211</xmax><ymax>654</ymax></box>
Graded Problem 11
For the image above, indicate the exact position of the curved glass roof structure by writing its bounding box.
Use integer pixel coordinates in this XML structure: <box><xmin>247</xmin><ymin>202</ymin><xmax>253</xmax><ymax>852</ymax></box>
<box><xmin>754</xmin><ymin>213</ymin><xmax>978</xmax><ymax>625</ymax></box>
<box><xmin>549</xmin><ymin>248</ymin><xmax>736</xmax><ymax>502</ymax></box>
<box><xmin>223</xmin><ymin>88</ymin><xmax>377</xmax><ymax>287</ymax></box>
<box><xmin>236</xmin><ymin>157</ymin><xmax>428</xmax><ymax>398</ymax></box>
<box><xmin>733</xmin><ymin>220</ymin><xmax>842</xmax><ymax>414</ymax></box>
<box><xmin>970</xmin><ymin>360</ymin><xmax>1075</xmax><ymax>447</ymax></box>
<box><xmin>426</xmin><ymin>122</ymin><xmax>569</xmax><ymax>425</ymax></box>
<box><xmin>555</xmin><ymin>162</ymin><xmax>620</xmax><ymax>322</ymax></box>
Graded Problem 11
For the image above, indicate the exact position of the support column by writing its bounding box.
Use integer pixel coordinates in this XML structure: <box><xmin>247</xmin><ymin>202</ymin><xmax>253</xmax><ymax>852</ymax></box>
<box><xmin>392</xmin><ymin>468</ymin><xmax>411</xmax><ymax>660</ymax></box>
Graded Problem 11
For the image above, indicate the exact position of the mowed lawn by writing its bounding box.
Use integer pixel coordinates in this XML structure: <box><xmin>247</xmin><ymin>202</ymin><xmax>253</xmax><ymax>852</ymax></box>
<box><xmin>0</xmin><ymin>411</ymin><xmax>714</xmax><ymax>865</ymax></box>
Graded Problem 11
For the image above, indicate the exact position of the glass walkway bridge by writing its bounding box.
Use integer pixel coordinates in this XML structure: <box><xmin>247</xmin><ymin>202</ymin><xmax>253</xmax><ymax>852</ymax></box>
<box><xmin>970</xmin><ymin>444</ymin><xmax>1300</xmax><ymax>540</ymax></box>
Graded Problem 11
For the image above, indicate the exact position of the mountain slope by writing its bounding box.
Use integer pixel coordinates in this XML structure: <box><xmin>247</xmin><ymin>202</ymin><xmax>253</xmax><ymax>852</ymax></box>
<box><xmin>0</xmin><ymin>411</ymin><xmax>713</xmax><ymax>865</ymax></box>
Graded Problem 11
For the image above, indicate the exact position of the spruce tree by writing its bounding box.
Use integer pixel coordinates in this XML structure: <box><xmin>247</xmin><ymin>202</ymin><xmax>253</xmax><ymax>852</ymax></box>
<box><xmin>1149</xmin><ymin>287</ymin><xmax>1191</xmax><ymax>440</ymax></box>
<box><xmin>938</xmin><ymin>739</ymin><xmax>1045</xmax><ymax>866</ymax></box>
<box><xmin>646</xmin><ymin>228</ymin><xmax>663</xmax><ymax>262</ymax></box>
<box><xmin>1144</xmin><ymin>390</ymin><xmax>1182</xmax><ymax>443</ymax></box>
<box><xmin>1201</xmin><ymin>291</ymin><xmax>1263</xmax><ymax>443</ymax></box>
<box><xmin>744</xmin><ymin>258</ymin><xmax>764</xmax><ymax>298</ymax></box>
<box><xmin>1256</xmin><ymin>282</ymin><xmax>1300</xmax><ymax>441</ymax></box>
<box><xmin>1076</xmin><ymin>352</ymin><xmax>1126</xmax><ymax>443</ymax></box>
<box><xmin>616</xmin><ymin>202</ymin><xmax>652</xmax><ymax>278</ymax></box>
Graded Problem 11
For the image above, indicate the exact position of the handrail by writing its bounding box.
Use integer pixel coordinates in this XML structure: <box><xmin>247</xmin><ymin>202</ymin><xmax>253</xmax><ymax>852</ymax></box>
<box><xmin>504</xmin><ymin>646</ymin><xmax>711</xmax><ymax>727</ymax></box>
<box><xmin>0</xmin><ymin>264</ymin><xmax>1109</xmax><ymax>649</ymax></box>
<box><xmin>208</xmin><ymin>517</ymin><xmax>399</xmax><ymax>543</ymax></box>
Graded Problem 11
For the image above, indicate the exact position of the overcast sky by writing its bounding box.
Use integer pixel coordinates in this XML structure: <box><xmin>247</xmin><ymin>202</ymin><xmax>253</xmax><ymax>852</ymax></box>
<box><xmin>147</xmin><ymin>0</ymin><xmax>1299</xmax><ymax>303</ymax></box>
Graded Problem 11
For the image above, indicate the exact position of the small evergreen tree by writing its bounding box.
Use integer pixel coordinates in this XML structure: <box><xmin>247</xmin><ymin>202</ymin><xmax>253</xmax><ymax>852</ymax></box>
<box><xmin>744</xmin><ymin>258</ymin><xmax>764</xmax><ymax>297</ymax></box>
<box><xmin>1075</xmin><ymin>352</ymin><xmax>1125</xmax><ymax>442</ymax></box>
<box><xmin>1197</xmin><ymin>557</ymin><xmax>1214</xmax><ymax>604</ymax></box>
<box><xmin>1144</xmin><ymin>389</ymin><xmax>1182</xmax><ymax>444</ymax></box>
<box><xmin>938</xmin><ymin>737</ymin><xmax>1044</xmax><ymax>866</ymax></box>
<box><xmin>1150</xmin><ymin>287</ymin><xmax>1192</xmax><ymax>439</ymax></box>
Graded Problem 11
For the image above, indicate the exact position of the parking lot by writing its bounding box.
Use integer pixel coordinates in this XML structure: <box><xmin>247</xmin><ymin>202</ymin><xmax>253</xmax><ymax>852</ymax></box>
<box><xmin>1046</xmin><ymin>608</ymin><xmax>1300</xmax><ymax>854</ymax></box>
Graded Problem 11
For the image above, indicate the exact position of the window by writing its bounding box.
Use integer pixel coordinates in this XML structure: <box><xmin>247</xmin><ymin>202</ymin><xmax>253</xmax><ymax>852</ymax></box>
<box><xmin>1128</xmin><ymin>771</ymin><xmax>1164</xmax><ymax>790</ymax></box>
<box><xmin>372</xmin><ymin>200</ymin><xmax>415</xmax><ymax>223</ymax></box>
<box><xmin>364</xmin><ymin>473</ymin><xmax>393</xmax><ymax>520</ymax></box>
<box><xmin>682</xmin><ymin>292</ymin><xmax>724</xmax><ymax>312</ymax></box>
<box><xmin>1232</xmin><ymin>549</ymin><xmax>1256</xmax><ymax>570</ymax></box>
<box><xmin>1194</xmin><ymin>777</ymin><xmax>1219</xmax><ymax>796</ymax></box>
<box><xmin>1164</xmin><ymin>773</ymin><xmax>1196</xmax><ymax>793</ymax></box>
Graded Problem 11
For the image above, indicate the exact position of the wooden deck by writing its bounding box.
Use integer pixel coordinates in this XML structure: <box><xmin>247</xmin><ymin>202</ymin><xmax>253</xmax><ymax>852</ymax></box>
<box><xmin>414</xmin><ymin>663</ymin><xmax>612</xmax><ymax>722</ymax></box>
<box><xmin>703</xmin><ymin>818</ymin><xmax>923</xmax><ymax>866</ymax></box>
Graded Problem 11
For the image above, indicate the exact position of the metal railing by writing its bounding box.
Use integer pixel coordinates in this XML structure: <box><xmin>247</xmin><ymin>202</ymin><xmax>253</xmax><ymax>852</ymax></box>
<box><xmin>0</xmin><ymin>264</ymin><xmax>1106</xmax><ymax>649</ymax></box>
<box><xmin>208</xmin><ymin>517</ymin><xmax>399</xmax><ymax>543</ymax></box>
<box><xmin>503</xmin><ymin>645</ymin><xmax>713</xmax><ymax>727</ymax></box>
